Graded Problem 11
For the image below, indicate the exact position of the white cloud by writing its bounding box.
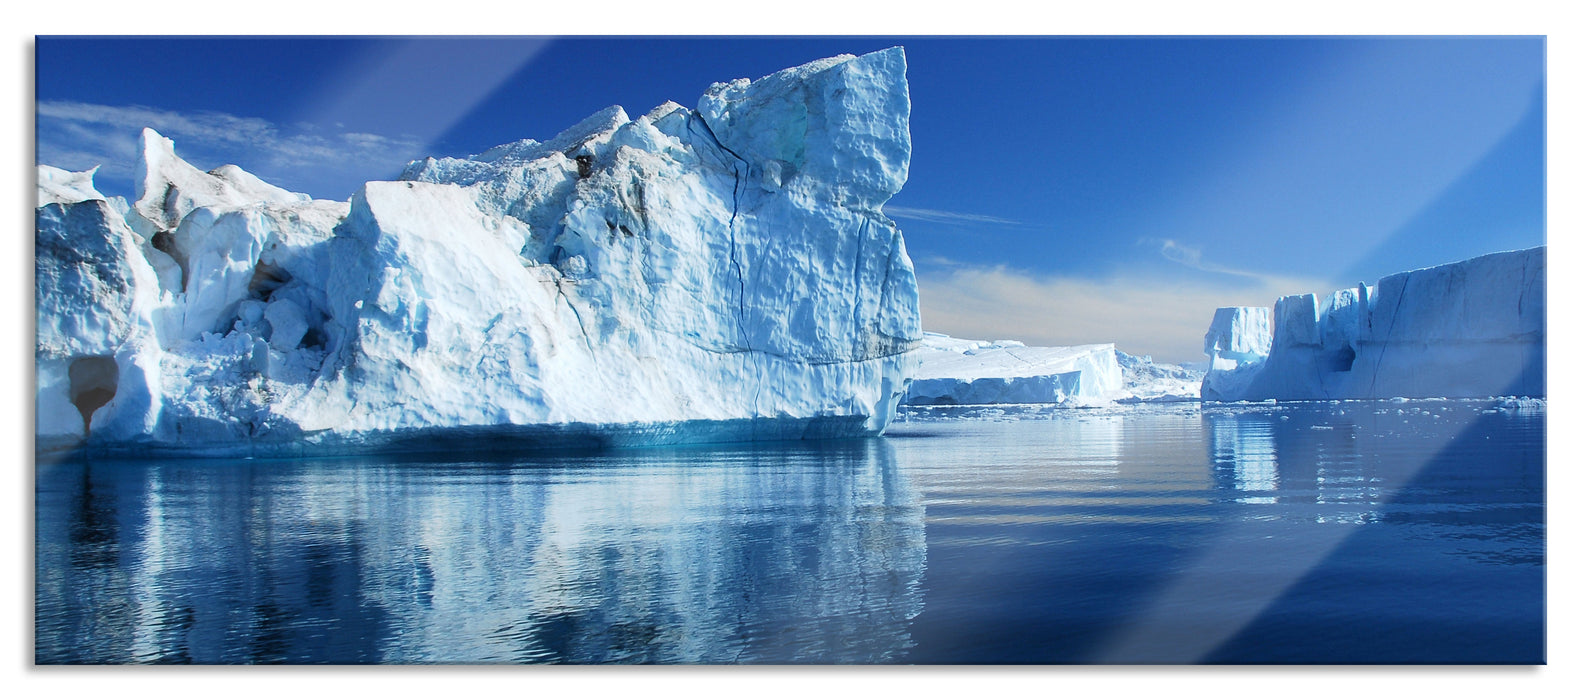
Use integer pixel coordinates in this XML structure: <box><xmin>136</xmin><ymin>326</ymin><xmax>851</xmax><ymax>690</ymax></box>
<box><xmin>37</xmin><ymin>100</ymin><xmax>278</xmax><ymax>144</ymax></box>
<box><xmin>883</xmin><ymin>205</ymin><xmax>1021</xmax><ymax>226</ymax></box>
<box><xmin>36</xmin><ymin>100</ymin><xmax>427</xmax><ymax>199</ymax></box>
<box><xmin>916</xmin><ymin>261</ymin><xmax>1331</xmax><ymax>364</ymax></box>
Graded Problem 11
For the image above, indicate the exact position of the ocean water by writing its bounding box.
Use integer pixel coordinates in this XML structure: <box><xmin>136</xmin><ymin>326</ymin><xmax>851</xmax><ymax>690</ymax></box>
<box><xmin>34</xmin><ymin>399</ymin><xmax>1544</xmax><ymax>664</ymax></box>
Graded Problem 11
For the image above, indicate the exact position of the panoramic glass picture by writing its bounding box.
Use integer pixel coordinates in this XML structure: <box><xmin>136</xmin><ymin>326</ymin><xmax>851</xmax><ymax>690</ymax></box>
<box><xmin>34</xmin><ymin>36</ymin><xmax>1544</xmax><ymax>664</ymax></box>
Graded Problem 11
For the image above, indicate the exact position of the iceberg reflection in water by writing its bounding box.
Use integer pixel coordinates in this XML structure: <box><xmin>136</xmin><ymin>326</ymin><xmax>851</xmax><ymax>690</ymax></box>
<box><xmin>1212</xmin><ymin>417</ymin><xmax>1279</xmax><ymax>504</ymax></box>
<box><xmin>35</xmin><ymin>439</ymin><xmax>924</xmax><ymax>664</ymax></box>
<box><xmin>37</xmin><ymin>400</ymin><xmax>1542</xmax><ymax>664</ymax></box>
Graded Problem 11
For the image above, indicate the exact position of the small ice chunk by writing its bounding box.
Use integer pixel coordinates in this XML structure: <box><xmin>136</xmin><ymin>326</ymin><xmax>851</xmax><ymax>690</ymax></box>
<box><xmin>264</xmin><ymin>300</ymin><xmax>309</xmax><ymax>352</ymax></box>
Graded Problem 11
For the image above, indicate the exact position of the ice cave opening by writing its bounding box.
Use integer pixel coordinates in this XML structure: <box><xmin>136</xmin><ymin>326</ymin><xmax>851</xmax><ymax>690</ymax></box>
<box><xmin>68</xmin><ymin>355</ymin><xmax>119</xmax><ymax>435</ymax></box>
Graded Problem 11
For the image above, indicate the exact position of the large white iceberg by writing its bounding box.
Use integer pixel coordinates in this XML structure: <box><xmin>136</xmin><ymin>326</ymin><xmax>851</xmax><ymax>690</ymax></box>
<box><xmin>1201</xmin><ymin>247</ymin><xmax>1545</xmax><ymax>401</ymax></box>
<box><xmin>35</xmin><ymin>48</ymin><xmax>922</xmax><ymax>456</ymax></box>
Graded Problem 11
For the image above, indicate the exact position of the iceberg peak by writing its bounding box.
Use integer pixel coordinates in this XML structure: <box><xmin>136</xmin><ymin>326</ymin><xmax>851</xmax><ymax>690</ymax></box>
<box><xmin>132</xmin><ymin>127</ymin><xmax>306</xmax><ymax>234</ymax></box>
<box><xmin>37</xmin><ymin>164</ymin><xmax>105</xmax><ymax>207</ymax></box>
<box><xmin>698</xmin><ymin>47</ymin><xmax>910</xmax><ymax>211</ymax></box>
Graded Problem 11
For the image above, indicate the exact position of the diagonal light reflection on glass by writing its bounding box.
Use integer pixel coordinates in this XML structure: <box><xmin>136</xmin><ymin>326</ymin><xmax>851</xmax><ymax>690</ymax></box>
<box><xmin>34</xmin><ymin>38</ymin><xmax>557</xmax><ymax>203</ymax></box>
<box><xmin>290</xmin><ymin>37</ymin><xmax>553</xmax><ymax>158</ymax></box>
<box><xmin>1134</xmin><ymin>40</ymin><xmax>1542</xmax><ymax>288</ymax></box>
<box><xmin>1094</xmin><ymin>46</ymin><xmax>1543</xmax><ymax>660</ymax></box>
<box><xmin>1095</xmin><ymin>292</ymin><xmax>1541</xmax><ymax>664</ymax></box>
<box><xmin>1096</xmin><ymin>395</ymin><xmax>1542</xmax><ymax>663</ymax></box>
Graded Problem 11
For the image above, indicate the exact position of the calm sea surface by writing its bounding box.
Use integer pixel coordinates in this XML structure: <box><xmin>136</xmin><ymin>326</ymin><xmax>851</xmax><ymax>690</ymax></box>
<box><xmin>35</xmin><ymin>400</ymin><xmax>1545</xmax><ymax>664</ymax></box>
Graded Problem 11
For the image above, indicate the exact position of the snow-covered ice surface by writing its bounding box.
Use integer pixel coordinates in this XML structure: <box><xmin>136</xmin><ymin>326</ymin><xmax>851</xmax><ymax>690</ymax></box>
<box><xmin>902</xmin><ymin>332</ymin><xmax>1201</xmax><ymax>406</ymax></box>
<box><xmin>1200</xmin><ymin>247</ymin><xmax>1545</xmax><ymax>402</ymax></box>
<box><xmin>35</xmin><ymin>48</ymin><xmax>922</xmax><ymax>457</ymax></box>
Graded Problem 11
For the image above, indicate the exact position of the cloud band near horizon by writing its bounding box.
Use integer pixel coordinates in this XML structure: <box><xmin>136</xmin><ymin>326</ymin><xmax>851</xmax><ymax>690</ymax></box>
<box><xmin>914</xmin><ymin>260</ymin><xmax>1331</xmax><ymax>364</ymax></box>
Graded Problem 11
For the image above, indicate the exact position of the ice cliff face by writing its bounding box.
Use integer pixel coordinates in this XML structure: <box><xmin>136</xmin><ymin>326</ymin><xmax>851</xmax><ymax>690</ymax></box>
<box><xmin>1203</xmin><ymin>306</ymin><xmax>1272</xmax><ymax>370</ymax></box>
<box><xmin>1201</xmin><ymin>247</ymin><xmax>1545</xmax><ymax>401</ymax></box>
<box><xmin>35</xmin><ymin>48</ymin><xmax>922</xmax><ymax>456</ymax></box>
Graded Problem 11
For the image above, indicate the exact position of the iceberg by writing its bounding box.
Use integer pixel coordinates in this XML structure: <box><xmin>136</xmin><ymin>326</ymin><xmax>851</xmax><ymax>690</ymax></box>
<box><xmin>903</xmin><ymin>333</ymin><xmax>1203</xmax><ymax>405</ymax></box>
<box><xmin>1201</xmin><ymin>247</ymin><xmax>1545</xmax><ymax>401</ymax></box>
<box><xmin>903</xmin><ymin>333</ymin><xmax>1123</xmax><ymax>405</ymax></box>
<box><xmin>35</xmin><ymin>48</ymin><xmax>922</xmax><ymax>456</ymax></box>
<box><xmin>1115</xmin><ymin>350</ymin><xmax>1204</xmax><ymax>403</ymax></box>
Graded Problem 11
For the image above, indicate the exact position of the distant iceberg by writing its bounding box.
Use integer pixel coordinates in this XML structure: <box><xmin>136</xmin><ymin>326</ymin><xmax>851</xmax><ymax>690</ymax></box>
<box><xmin>35</xmin><ymin>48</ymin><xmax>922</xmax><ymax>456</ymax></box>
<box><xmin>903</xmin><ymin>333</ymin><xmax>1121</xmax><ymax>406</ymax></box>
<box><xmin>1114</xmin><ymin>350</ymin><xmax>1204</xmax><ymax>403</ymax></box>
<box><xmin>903</xmin><ymin>333</ymin><xmax>1201</xmax><ymax>405</ymax></box>
<box><xmin>1200</xmin><ymin>247</ymin><xmax>1545</xmax><ymax>401</ymax></box>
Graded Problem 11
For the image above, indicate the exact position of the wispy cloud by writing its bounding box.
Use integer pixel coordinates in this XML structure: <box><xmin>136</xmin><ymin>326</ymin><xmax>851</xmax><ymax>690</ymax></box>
<box><xmin>883</xmin><ymin>205</ymin><xmax>1021</xmax><ymax>226</ymax></box>
<box><xmin>1143</xmin><ymin>236</ymin><xmax>1299</xmax><ymax>287</ymax></box>
<box><xmin>36</xmin><ymin>100</ymin><xmax>427</xmax><ymax>200</ymax></box>
<box><xmin>38</xmin><ymin>101</ymin><xmax>279</xmax><ymax>146</ymax></box>
<box><xmin>1154</xmin><ymin>238</ymin><xmax>1206</xmax><ymax>267</ymax></box>
<box><xmin>915</xmin><ymin>261</ymin><xmax>1330</xmax><ymax>364</ymax></box>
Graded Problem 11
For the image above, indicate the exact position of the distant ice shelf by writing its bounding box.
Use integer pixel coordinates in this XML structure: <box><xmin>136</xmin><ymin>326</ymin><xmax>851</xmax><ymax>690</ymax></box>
<box><xmin>903</xmin><ymin>333</ymin><xmax>1201</xmax><ymax>406</ymax></box>
<box><xmin>35</xmin><ymin>48</ymin><xmax>923</xmax><ymax>456</ymax></box>
<box><xmin>1200</xmin><ymin>247</ymin><xmax>1545</xmax><ymax>402</ymax></box>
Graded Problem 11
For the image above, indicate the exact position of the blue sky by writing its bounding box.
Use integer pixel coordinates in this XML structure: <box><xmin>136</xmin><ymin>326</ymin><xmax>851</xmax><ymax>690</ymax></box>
<box><xmin>35</xmin><ymin>36</ymin><xmax>1545</xmax><ymax>363</ymax></box>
